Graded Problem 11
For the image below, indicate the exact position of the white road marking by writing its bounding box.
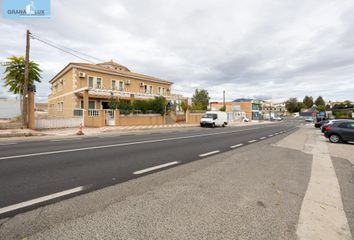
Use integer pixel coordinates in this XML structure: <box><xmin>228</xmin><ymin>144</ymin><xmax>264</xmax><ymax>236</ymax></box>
<box><xmin>133</xmin><ymin>161</ymin><xmax>180</xmax><ymax>175</ymax></box>
<box><xmin>248</xmin><ymin>140</ymin><xmax>257</xmax><ymax>143</ymax></box>
<box><xmin>274</xmin><ymin>133</ymin><xmax>279</xmax><ymax>135</ymax></box>
<box><xmin>230</xmin><ymin>143</ymin><xmax>243</xmax><ymax>149</ymax></box>
<box><xmin>0</xmin><ymin>126</ymin><xmax>274</xmax><ymax>161</ymax></box>
<box><xmin>0</xmin><ymin>142</ymin><xmax>17</xmax><ymax>146</ymax></box>
<box><xmin>199</xmin><ymin>150</ymin><xmax>220</xmax><ymax>157</ymax></box>
<box><xmin>0</xmin><ymin>186</ymin><xmax>85</xmax><ymax>215</ymax></box>
<box><xmin>268</xmin><ymin>134</ymin><xmax>273</xmax><ymax>137</ymax></box>
<box><xmin>260</xmin><ymin>137</ymin><xmax>266</xmax><ymax>140</ymax></box>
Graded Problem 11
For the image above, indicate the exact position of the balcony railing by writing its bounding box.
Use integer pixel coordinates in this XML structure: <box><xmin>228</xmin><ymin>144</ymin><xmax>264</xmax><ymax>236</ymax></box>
<box><xmin>88</xmin><ymin>109</ymin><xmax>100</xmax><ymax>117</ymax></box>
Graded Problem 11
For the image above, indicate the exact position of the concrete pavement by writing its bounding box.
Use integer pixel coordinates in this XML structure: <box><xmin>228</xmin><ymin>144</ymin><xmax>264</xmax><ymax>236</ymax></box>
<box><xmin>276</xmin><ymin>126</ymin><xmax>353</xmax><ymax>240</ymax></box>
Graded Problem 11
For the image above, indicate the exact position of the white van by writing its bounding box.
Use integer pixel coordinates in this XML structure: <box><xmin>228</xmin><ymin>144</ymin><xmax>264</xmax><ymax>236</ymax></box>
<box><xmin>200</xmin><ymin>111</ymin><xmax>228</xmax><ymax>127</ymax></box>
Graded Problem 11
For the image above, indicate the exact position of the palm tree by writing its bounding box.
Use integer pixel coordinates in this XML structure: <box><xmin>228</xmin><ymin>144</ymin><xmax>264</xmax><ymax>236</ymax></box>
<box><xmin>2</xmin><ymin>56</ymin><xmax>42</xmax><ymax>125</ymax></box>
<box><xmin>2</xmin><ymin>56</ymin><xmax>42</xmax><ymax>94</ymax></box>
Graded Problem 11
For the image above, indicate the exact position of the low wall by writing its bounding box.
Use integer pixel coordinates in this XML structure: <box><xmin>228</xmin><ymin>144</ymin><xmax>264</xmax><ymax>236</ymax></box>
<box><xmin>36</xmin><ymin>117</ymin><xmax>83</xmax><ymax>129</ymax></box>
<box><xmin>186</xmin><ymin>111</ymin><xmax>205</xmax><ymax>124</ymax></box>
<box><xmin>169</xmin><ymin>111</ymin><xmax>186</xmax><ymax>122</ymax></box>
<box><xmin>84</xmin><ymin>110</ymin><xmax>105</xmax><ymax>128</ymax></box>
<box><xmin>117</xmin><ymin>114</ymin><xmax>165</xmax><ymax>126</ymax></box>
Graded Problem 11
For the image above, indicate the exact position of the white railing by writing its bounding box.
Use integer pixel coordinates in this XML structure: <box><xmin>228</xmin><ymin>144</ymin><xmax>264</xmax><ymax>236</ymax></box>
<box><xmin>36</xmin><ymin>117</ymin><xmax>83</xmax><ymax>129</ymax></box>
<box><xmin>88</xmin><ymin>109</ymin><xmax>100</xmax><ymax>117</ymax></box>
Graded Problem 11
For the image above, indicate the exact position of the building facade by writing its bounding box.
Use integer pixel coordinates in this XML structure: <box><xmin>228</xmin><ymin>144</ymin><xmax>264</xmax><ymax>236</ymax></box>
<box><xmin>48</xmin><ymin>61</ymin><xmax>173</xmax><ymax>118</ymax></box>
<box><xmin>210</xmin><ymin>99</ymin><xmax>263</xmax><ymax>121</ymax></box>
<box><xmin>261</xmin><ymin>100</ymin><xmax>288</xmax><ymax>118</ymax></box>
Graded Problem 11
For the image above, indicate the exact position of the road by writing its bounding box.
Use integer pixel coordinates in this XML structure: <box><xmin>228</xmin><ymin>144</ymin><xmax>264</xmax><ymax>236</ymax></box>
<box><xmin>0</xmin><ymin>121</ymin><xmax>298</xmax><ymax>218</ymax></box>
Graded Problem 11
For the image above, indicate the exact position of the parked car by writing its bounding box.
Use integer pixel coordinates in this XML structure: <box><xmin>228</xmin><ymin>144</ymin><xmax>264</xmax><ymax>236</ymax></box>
<box><xmin>321</xmin><ymin>120</ymin><xmax>338</xmax><ymax>133</ymax></box>
<box><xmin>305</xmin><ymin>117</ymin><xmax>314</xmax><ymax>122</ymax></box>
<box><xmin>200</xmin><ymin>111</ymin><xmax>228</xmax><ymax>127</ymax></box>
<box><xmin>324</xmin><ymin>120</ymin><xmax>354</xmax><ymax>143</ymax></box>
<box><xmin>272</xmin><ymin>116</ymin><xmax>283</xmax><ymax>121</ymax></box>
<box><xmin>314</xmin><ymin>120</ymin><xmax>328</xmax><ymax>128</ymax></box>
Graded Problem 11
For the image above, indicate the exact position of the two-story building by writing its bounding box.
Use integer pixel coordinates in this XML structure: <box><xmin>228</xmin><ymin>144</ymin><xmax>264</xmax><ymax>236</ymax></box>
<box><xmin>48</xmin><ymin>60</ymin><xmax>173</xmax><ymax>118</ymax></box>
<box><xmin>210</xmin><ymin>98</ymin><xmax>263</xmax><ymax>121</ymax></box>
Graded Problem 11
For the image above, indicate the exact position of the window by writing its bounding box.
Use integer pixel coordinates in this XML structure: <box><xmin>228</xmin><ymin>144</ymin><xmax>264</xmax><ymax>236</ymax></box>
<box><xmin>88</xmin><ymin>77</ymin><xmax>94</xmax><ymax>88</ymax></box>
<box><xmin>339</xmin><ymin>122</ymin><xmax>354</xmax><ymax>129</ymax></box>
<box><xmin>88</xmin><ymin>100</ymin><xmax>95</xmax><ymax>109</ymax></box>
<box><xmin>118</xmin><ymin>81</ymin><xmax>124</xmax><ymax>91</ymax></box>
<box><xmin>96</xmin><ymin>78</ymin><xmax>102</xmax><ymax>89</ymax></box>
<box><xmin>112</xmin><ymin>80</ymin><xmax>116</xmax><ymax>90</ymax></box>
<box><xmin>144</xmin><ymin>85</ymin><xmax>153</xmax><ymax>94</ymax></box>
<box><xmin>88</xmin><ymin>77</ymin><xmax>103</xmax><ymax>88</ymax></box>
<box><xmin>158</xmin><ymin>87</ymin><xmax>165</xmax><ymax>95</ymax></box>
<box><xmin>57</xmin><ymin>102</ymin><xmax>63</xmax><ymax>112</ymax></box>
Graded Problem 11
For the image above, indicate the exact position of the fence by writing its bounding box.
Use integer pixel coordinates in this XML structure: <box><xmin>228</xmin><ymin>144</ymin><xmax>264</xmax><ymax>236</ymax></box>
<box><xmin>36</xmin><ymin>117</ymin><xmax>83</xmax><ymax>129</ymax></box>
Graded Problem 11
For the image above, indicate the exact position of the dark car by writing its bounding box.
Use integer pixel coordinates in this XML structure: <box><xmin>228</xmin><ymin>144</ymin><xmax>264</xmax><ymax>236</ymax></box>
<box><xmin>324</xmin><ymin>120</ymin><xmax>354</xmax><ymax>143</ymax></box>
<box><xmin>315</xmin><ymin>120</ymin><xmax>328</xmax><ymax>128</ymax></box>
<box><xmin>321</xmin><ymin>120</ymin><xmax>338</xmax><ymax>133</ymax></box>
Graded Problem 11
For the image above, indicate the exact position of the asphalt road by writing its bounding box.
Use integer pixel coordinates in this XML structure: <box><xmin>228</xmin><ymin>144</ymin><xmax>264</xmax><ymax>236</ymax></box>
<box><xmin>0</xmin><ymin>121</ymin><xmax>300</xmax><ymax>218</ymax></box>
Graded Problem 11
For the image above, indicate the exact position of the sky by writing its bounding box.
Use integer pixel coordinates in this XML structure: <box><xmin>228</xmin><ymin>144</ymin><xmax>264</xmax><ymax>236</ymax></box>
<box><xmin>1</xmin><ymin>0</ymin><xmax>354</xmax><ymax>103</ymax></box>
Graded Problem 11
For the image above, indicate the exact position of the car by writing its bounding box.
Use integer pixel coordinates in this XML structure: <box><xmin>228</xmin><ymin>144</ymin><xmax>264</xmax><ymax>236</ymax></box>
<box><xmin>314</xmin><ymin>120</ymin><xmax>328</xmax><ymax>128</ymax></box>
<box><xmin>200</xmin><ymin>111</ymin><xmax>228</xmax><ymax>127</ymax></box>
<box><xmin>321</xmin><ymin>120</ymin><xmax>338</xmax><ymax>133</ymax></box>
<box><xmin>324</xmin><ymin>120</ymin><xmax>354</xmax><ymax>143</ymax></box>
<box><xmin>305</xmin><ymin>116</ymin><xmax>314</xmax><ymax>122</ymax></box>
<box><xmin>272</xmin><ymin>116</ymin><xmax>283</xmax><ymax>121</ymax></box>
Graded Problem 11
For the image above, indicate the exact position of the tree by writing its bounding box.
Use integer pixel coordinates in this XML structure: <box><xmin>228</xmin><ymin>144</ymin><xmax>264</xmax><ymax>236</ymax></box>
<box><xmin>302</xmin><ymin>96</ymin><xmax>313</xmax><ymax>109</ymax></box>
<box><xmin>285</xmin><ymin>98</ymin><xmax>302</xmax><ymax>113</ymax></box>
<box><xmin>314</xmin><ymin>96</ymin><xmax>325</xmax><ymax>108</ymax></box>
<box><xmin>2</xmin><ymin>56</ymin><xmax>42</xmax><ymax>123</ymax></box>
<box><xmin>108</xmin><ymin>92</ymin><xmax>119</xmax><ymax>109</ymax></box>
<box><xmin>343</xmin><ymin>100</ymin><xmax>352</xmax><ymax>107</ymax></box>
<box><xmin>192</xmin><ymin>89</ymin><xmax>210</xmax><ymax>111</ymax></box>
<box><xmin>2</xmin><ymin>56</ymin><xmax>42</xmax><ymax>94</ymax></box>
<box><xmin>180</xmin><ymin>101</ymin><xmax>189</xmax><ymax>114</ymax></box>
<box><xmin>219</xmin><ymin>106</ymin><xmax>226</xmax><ymax>111</ymax></box>
<box><xmin>152</xmin><ymin>96</ymin><xmax>166</xmax><ymax>116</ymax></box>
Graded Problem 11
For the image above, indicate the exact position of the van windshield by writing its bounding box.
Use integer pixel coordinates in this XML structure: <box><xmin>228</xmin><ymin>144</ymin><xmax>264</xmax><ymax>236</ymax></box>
<box><xmin>203</xmin><ymin>114</ymin><xmax>217</xmax><ymax>119</ymax></box>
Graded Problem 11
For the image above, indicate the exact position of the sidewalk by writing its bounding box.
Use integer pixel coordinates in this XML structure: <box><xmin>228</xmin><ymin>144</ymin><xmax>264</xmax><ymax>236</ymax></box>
<box><xmin>0</xmin><ymin>120</ymin><xmax>273</xmax><ymax>138</ymax></box>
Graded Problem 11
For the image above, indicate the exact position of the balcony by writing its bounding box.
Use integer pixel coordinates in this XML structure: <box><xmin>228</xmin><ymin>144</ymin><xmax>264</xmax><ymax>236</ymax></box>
<box><xmin>79</xmin><ymin>87</ymin><xmax>162</xmax><ymax>100</ymax></box>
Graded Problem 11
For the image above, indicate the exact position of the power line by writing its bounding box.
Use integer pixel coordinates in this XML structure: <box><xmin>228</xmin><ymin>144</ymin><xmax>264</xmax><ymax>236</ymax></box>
<box><xmin>31</xmin><ymin>33</ymin><xmax>104</xmax><ymax>62</ymax></box>
<box><xmin>30</xmin><ymin>33</ymin><xmax>102</xmax><ymax>64</ymax></box>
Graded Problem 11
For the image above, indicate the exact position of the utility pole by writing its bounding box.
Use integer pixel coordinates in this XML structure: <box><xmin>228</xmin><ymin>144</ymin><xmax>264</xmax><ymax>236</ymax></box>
<box><xmin>23</xmin><ymin>29</ymin><xmax>30</xmax><ymax>128</ymax></box>
<box><xmin>223</xmin><ymin>90</ymin><xmax>225</xmax><ymax>108</ymax></box>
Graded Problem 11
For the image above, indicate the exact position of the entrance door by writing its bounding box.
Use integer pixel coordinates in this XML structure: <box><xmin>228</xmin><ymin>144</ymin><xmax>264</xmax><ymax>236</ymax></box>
<box><xmin>102</xmin><ymin>101</ymin><xmax>110</xmax><ymax>109</ymax></box>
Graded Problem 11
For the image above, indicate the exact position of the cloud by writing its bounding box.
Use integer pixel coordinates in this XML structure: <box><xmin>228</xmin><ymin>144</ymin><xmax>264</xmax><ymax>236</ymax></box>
<box><xmin>0</xmin><ymin>0</ymin><xmax>354</xmax><ymax>102</ymax></box>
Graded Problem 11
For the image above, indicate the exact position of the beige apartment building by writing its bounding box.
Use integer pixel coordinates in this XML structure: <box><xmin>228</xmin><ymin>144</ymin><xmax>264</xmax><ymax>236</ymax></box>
<box><xmin>48</xmin><ymin>60</ymin><xmax>173</xmax><ymax>118</ymax></box>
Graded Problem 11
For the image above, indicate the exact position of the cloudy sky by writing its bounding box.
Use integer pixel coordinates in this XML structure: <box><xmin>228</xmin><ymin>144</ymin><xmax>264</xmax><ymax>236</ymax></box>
<box><xmin>1</xmin><ymin>0</ymin><xmax>354</xmax><ymax>102</ymax></box>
